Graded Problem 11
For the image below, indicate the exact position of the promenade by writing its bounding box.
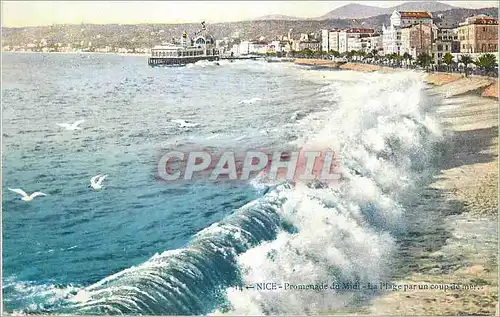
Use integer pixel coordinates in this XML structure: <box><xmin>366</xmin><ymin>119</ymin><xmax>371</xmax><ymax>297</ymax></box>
<box><xmin>293</xmin><ymin>58</ymin><xmax>499</xmax><ymax>100</ymax></box>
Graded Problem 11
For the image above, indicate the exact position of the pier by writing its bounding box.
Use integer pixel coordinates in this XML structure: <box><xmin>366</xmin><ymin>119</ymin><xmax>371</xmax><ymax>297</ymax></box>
<box><xmin>148</xmin><ymin>55</ymin><xmax>219</xmax><ymax>66</ymax></box>
<box><xmin>219</xmin><ymin>56</ymin><xmax>260</xmax><ymax>61</ymax></box>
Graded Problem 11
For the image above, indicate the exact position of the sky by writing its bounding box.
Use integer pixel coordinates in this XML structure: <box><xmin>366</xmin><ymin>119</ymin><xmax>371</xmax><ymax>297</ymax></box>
<box><xmin>2</xmin><ymin>1</ymin><xmax>498</xmax><ymax>27</ymax></box>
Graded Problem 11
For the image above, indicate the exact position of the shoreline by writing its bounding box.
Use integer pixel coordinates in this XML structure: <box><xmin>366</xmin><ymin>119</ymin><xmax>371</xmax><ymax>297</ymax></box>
<box><xmin>302</xmin><ymin>58</ymin><xmax>499</xmax><ymax>315</ymax></box>
<box><xmin>1</xmin><ymin>51</ymin><xmax>149</xmax><ymax>57</ymax></box>
<box><xmin>369</xmin><ymin>91</ymin><xmax>498</xmax><ymax>316</ymax></box>
<box><xmin>293</xmin><ymin>58</ymin><xmax>499</xmax><ymax>100</ymax></box>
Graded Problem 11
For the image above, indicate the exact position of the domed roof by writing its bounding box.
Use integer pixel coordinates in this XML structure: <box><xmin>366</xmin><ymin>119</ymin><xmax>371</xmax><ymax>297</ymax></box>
<box><xmin>194</xmin><ymin>33</ymin><xmax>215</xmax><ymax>45</ymax></box>
<box><xmin>205</xmin><ymin>34</ymin><xmax>215</xmax><ymax>44</ymax></box>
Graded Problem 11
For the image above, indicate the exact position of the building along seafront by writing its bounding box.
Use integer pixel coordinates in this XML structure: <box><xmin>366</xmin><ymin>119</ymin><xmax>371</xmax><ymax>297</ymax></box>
<box><xmin>382</xmin><ymin>11</ymin><xmax>434</xmax><ymax>55</ymax></box>
<box><xmin>457</xmin><ymin>14</ymin><xmax>499</xmax><ymax>54</ymax></box>
<box><xmin>148</xmin><ymin>22</ymin><xmax>219</xmax><ymax>66</ymax></box>
<box><xmin>400</xmin><ymin>23</ymin><xmax>437</xmax><ymax>60</ymax></box>
<box><xmin>433</xmin><ymin>14</ymin><xmax>460</xmax><ymax>64</ymax></box>
<box><xmin>321</xmin><ymin>28</ymin><xmax>381</xmax><ymax>54</ymax></box>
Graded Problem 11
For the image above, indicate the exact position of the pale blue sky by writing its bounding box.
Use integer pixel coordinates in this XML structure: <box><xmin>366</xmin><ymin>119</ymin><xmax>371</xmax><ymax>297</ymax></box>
<box><xmin>2</xmin><ymin>1</ymin><xmax>498</xmax><ymax>27</ymax></box>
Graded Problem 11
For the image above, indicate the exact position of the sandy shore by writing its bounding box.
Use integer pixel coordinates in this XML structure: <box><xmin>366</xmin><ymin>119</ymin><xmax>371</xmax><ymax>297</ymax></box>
<box><xmin>368</xmin><ymin>92</ymin><xmax>498</xmax><ymax>316</ymax></box>
<box><xmin>304</xmin><ymin>59</ymin><xmax>499</xmax><ymax>315</ymax></box>
<box><xmin>293</xmin><ymin>59</ymin><xmax>499</xmax><ymax>100</ymax></box>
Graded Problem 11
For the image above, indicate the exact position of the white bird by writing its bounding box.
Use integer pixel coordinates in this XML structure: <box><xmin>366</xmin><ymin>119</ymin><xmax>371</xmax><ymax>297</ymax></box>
<box><xmin>57</xmin><ymin>120</ymin><xmax>85</xmax><ymax>130</ymax></box>
<box><xmin>239</xmin><ymin>97</ymin><xmax>261</xmax><ymax>105</ymax></box>
<box><xmin>8</xmin><ymin>188</ymin><xmax>47</xmax><ymax>201</ymax></box>
<box><xmin>89</xmin><ymin>174</ymin><xmax>108</xmax><ymax>190</ymax></box>
<box><xmin>171</xmin><ymin>119</ymin><xmax>200</xmax><ymax>128</ymax></box>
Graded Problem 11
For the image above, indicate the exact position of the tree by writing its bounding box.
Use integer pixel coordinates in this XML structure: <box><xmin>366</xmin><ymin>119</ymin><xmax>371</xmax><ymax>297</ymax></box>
<box><xmin>406</xmin><ymin>54</ymin><xmax>413</xmax><ymax>67</ymax></box>
<box><xmin>297</xmin><ymin>48</ymin><xmax>313</xmax><ymax>58</ymax></box>
<box><xmin>459</xmin><ymin>54</ymin><xmax>473</xmax><ymax>77</ymax></box>
<box><xmin>394</xmin><ymin>53</ymin><xmax>403</xmax><ymax>67</ymax></box>
<box><xmin>303</xmin><ymin>48</ymin><xmax>313</xmax><ymax>57</ymax></box>
<box><xmin>402</xmin><ymin>52</ymin><xmax>412</xmax><ymax>67</ymax></box>
<box><xmin>417</xmin><ymin>53</ymin><xmax>433</xmax><ymax>71</ymax></box>
<box><xmin>474</xmin><ymin>53</ymin><xmax>498</xmax><ymax>75</ymax></box>
<box><xmin>346</xmin><ymin>50</ymin><xmax>357</xmax><ymax>61</ymax></box>
<box><xmin>386</xmin><ymin>53</ymin><xmax>400</xmax><ymax>66</ymax></box>
<box><xmin>384</xmin><ymin>53</ymin><xmax>394</xmax><ymax>64</ymax></box>
<box><xmin>357</xmin><ymin>50</ymin><xmax>367</xmax><ymax>61</ymax></box>
<box><xmin>443</xmin><ymin>52</ymin><xmax>454</xmax><ymax>71</ymax></box>
<box><xmin>329</xmin><ymin>50</ymin><xmax>340</xmax><ymax>58</ymax></box>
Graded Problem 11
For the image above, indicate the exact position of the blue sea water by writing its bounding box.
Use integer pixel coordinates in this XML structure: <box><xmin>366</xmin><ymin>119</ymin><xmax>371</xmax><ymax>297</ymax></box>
<box><xmin>2</xmin><ymin>53</ymin><xmax>443</xmax><ymax>315</ymax></box>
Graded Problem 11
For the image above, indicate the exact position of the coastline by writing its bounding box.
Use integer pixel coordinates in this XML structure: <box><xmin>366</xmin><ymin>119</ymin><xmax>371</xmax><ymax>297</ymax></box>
<box><xmin>369</xmin><ymin>89</ymin><xmax>498</xmax><ymax>316</ymax></box>
<box><xmin>1</xmin><ymin>51</ymin><xmax>149</xmax><ymax>57</ymax></box>
<box><xmin>303</xmin><ymin>59</ymin><xmax>498</xmax><ymax>315</ymax></box>
<box><xmin>293</xmin><ymin>58</ymin><xmax>499</xmax><ymax>100</ymax></box>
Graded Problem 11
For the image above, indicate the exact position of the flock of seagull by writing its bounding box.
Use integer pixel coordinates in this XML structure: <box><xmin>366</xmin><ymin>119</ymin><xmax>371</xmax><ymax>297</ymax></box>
<box><xmin>8</xmin><ymin>118</ymin><xmax>200</xmax><ymax>202</ymax></box>
<box><xmin>8</xmin><ymin>120</ymin><xmax>110</xmax><ymax>202</ymax></box>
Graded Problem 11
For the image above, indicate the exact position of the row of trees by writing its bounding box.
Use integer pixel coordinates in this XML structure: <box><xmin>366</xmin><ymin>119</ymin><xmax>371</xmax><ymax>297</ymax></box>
<box><xmin>287</xmin><ymin>48</ymin><xmax>497</xmax><ymax>77</ymax></box>
<box><xmin>409</xmin><ymin>52</ymin><xmax>497</xmax><ymax>77</ymax></box>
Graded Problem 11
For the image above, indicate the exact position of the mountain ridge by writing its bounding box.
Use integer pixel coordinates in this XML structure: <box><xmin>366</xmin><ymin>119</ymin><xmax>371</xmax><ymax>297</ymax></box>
<box><xmin>2</xmin><ymin>7</ymin><xmax>498</xmax><ymax>49</ymax></box>
<box><xmin>255</xmin><ymin>1</ymin><xmax>462</xmax><ymax>20</ymax></box>
<box><xmin>251</xmin><ymin>14</ymin><xmax>303</xmax><ymax>21</ymax></box>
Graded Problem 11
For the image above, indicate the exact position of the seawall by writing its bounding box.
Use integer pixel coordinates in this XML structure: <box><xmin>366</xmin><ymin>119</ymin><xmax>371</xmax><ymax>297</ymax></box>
<box><xmin>293</xmin><ymin>59</ymin><xmax>498</xmax><ymax>100</ymax></box>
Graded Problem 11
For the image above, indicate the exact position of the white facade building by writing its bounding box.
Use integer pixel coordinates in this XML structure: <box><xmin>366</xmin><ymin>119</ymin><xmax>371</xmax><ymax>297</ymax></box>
<box><xmin>239</xmin><ymin>41</ymin><xmax>251</xmax><ymax>55</ymax></box>
<box><xmin>231</xmin><ymin>44</ymin><xmax>240</xmax><ymax>56</ymax></box>
<box><xmin>383</xmin><ymin>10</ymin><xmax>433</xmax><ymax>55</ymax></box>
<box><xmin>268</xmin><ymin>40</ymin><xmax>284</xmax><ymax>53</ymax></box>
<box><xmin>338</xmin><ymin>28</ymin><xmax>376</xmax><ymax>53</ymax></box>
<box><xmin>252</xmin><ymin>42</ymin><xmax>268</xmax><ymax>54</ymax></box>
<box><xmin>321</xmin><ymin>29</ymin><xmax>342</xmax><ymax>52</ymax></box>
<box><xmin>367</xmin><ymin>35</ymin><xmax>383</xmax><ymax>52</ymax></box>
<box><xmin>321</xmin><ymin>29</ymin><xmax>329</xmax><ymax>52</ymax></box>
<box><xmin>382</xmin><ymin>24</ymin><xmax>401</xmax><ymax>54</ymax></box>
<box><xmin>390</xmin><ymin>11</ymin><xmax>433</xmax><ymax>28</ymax></box>
<box><xmin>237</xmin><ymin>41</ymin><xmax>268</xmax><ymax>55</ymax></box>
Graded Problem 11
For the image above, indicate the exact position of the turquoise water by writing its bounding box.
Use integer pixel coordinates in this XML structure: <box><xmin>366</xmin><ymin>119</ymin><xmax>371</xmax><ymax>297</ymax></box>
<box><xmin>2</xmin><ymin>53</ymin><xmax>442</xmax><ymax>315</ymax></box>
<box><xmin>2</xmin><ymin>53</ymin><xmax>324</xmax><ymax>313</ymax></box>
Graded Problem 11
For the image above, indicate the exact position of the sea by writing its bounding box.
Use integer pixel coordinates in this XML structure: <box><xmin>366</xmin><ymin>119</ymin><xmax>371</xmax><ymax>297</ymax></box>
<box><xmin>2</xmin><ymin>52</ymin><xmax>444</xmax><ymax>315</ymax></box>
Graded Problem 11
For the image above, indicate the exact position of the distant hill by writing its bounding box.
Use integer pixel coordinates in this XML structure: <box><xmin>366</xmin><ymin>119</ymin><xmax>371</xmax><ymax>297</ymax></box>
<box><xmin>252</xmin><ymin>14</ymin><xmax>302</xmax><ymax>21</ymax></box>
<box><xmin>2</xmin><ymin>7</ymin><xmax>497</xmax><ymax>49</ymax></box>
<box><xmin>317</xmin><ymin>3</ymin><xmax>387</xmax><ymax>20</ymax></box>
<box><xmin>251</xmin><ymin>1</ymin><xmax>462</xmax><ymax>21</ymax></box>
<box><xmin>318</xmin><ymin>1</ymin><xmax>458</xmax><ymax>20</ymax></box>
<box><xmin>391</xmin><ymin>1</ymin><xmax>456</xmax><ymax>13</ymax></box>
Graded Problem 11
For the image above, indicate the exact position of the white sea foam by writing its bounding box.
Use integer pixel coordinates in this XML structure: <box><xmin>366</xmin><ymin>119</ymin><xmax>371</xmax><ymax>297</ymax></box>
<box><xmin>214</xmin><ymin>70</ymin><xmax>443</xmax><ymax>315</ymax></box>
<box><xmin>3</xmin><ymin>277</ymin><xmax>82</xmax><ymax>313</ymax></box>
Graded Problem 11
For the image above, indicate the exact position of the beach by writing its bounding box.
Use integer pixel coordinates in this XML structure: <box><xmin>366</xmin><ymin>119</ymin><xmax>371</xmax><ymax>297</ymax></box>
<box><xmin>294</xmin><ymin>59</ymin><xmax>499</xmax><ymax>315</ymax></box>
<box><xmin>370</xmin><ymin>82</ymin><xmax>498</xmax><ymax>316</ymax></box>
<box><xmin>294</xmin><ymin>59</ymin><xmax>499</xmax><ymax>100</ymax></box>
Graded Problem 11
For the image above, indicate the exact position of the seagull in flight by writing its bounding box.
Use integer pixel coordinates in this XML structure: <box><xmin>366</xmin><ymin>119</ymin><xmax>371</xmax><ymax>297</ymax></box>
<box><xmin>171</xmin><ymin>119</ymin><xmax>200</xmax><ymax>128</ymax></box>
<box><xmin>57</xmin><ymin>120</ymin><xmax>85</xmax><ymax>130</ymax></box>
<box><xmin>89</xmin><ymin>174</ymin><xmax>108</xmax><ymax>190</ymax></box>
<box><xmin>8</xmin><ymin>188</ymin><xmax>47</xmax><ymax>201</ymax></box>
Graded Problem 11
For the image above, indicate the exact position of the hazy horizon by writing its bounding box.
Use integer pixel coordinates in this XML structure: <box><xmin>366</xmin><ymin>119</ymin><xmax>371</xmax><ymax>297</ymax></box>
<box><xmin>2</xmin><ymin>1</ymin><xmax>498</xmax><ymax>28</ymax></box>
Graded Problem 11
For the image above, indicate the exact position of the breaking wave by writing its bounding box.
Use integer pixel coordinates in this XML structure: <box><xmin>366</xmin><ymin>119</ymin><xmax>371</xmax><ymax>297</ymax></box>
<box><xmin>8</xmin><ymin>68</ymin><xmax>443</xmax><ymax>315</ymax></box>
<box><xmin>214</xmin><ymin>71</ymin><xmax>443</xmax><ymax>315</ymax></box>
